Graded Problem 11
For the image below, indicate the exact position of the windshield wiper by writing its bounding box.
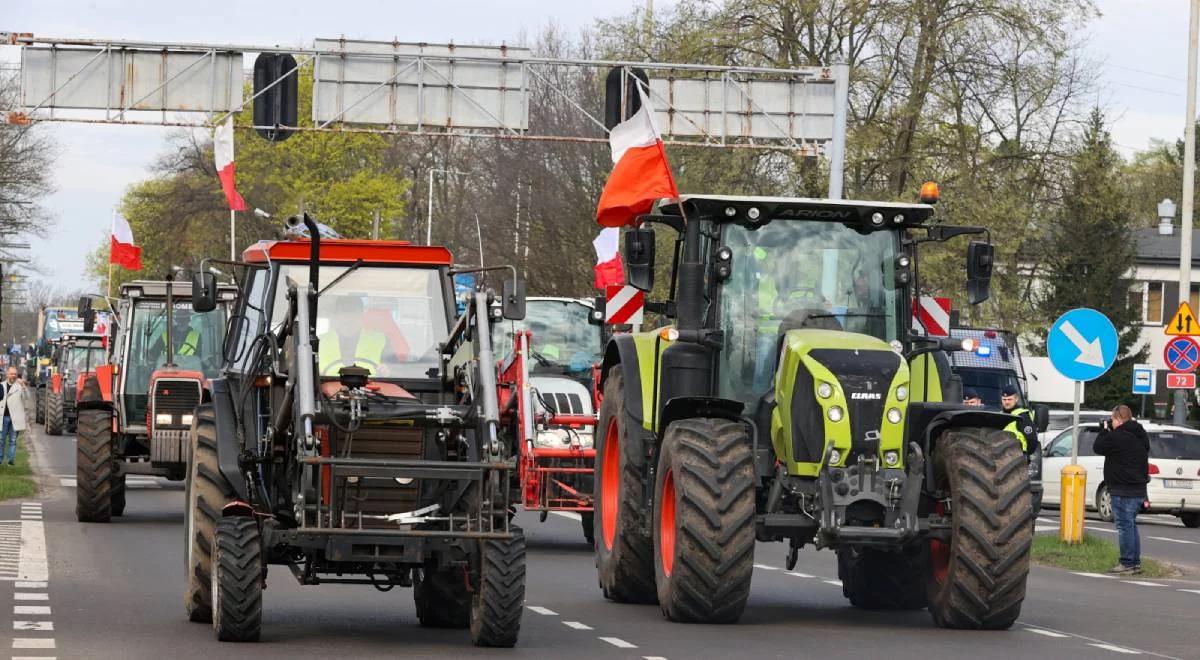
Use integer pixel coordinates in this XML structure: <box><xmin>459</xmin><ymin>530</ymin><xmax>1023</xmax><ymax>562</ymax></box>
<box><xmin>802</xmin><ymin>312</ymin><xmax>888</xmax><ymax>320</ymax></box>
<box><xmin>317</xmin><ymin>259</ymin><xmax>365</xmax><ymax>296</ymax></box>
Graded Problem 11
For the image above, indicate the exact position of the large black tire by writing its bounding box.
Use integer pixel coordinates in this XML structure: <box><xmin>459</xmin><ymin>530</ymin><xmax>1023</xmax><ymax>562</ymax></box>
<box><xmin>652</xmin><ymin>418</ymin><xmax>755</xmax><ymax>623</ymax></box>
<box><xmin>413</xmin><ymin>564</ymin><xmax>470</xmax><ymax>628</ymax></box>
<box><xmin>581</xmin><ymin>511</ymin><xmax>595</xmax><ymax>546</ymax></box>
<box><xmin>212</xmin><ymin>517</ymin><xmax>263</xmax><ymax>643</ymax></box>
<box><xmin>185</xmin><ymin>405</ymin><xmax>236</xmax><ymax>623</ymax></box>
<box><xmin>112</xmin><ymin>476</ymin><xmax>127</xmax><ymax>517</ymax></box>
<box><xmin>75</xmin><ymin>406</ymin><xmax>114</xmax><ymax>523</ymax></box>
<box><xmin>1180</xmin><ymin>512</ymin><xmax>1200</xmax><ymax>528</ymax></box>
<box><xmin>469</xmin><ymin>526</ymin><xmax>526</xmax><ymax>647</ymax></box>
<box><xmin>839</xmin><ymin>546</ymin><xmax>928</xmax><ymax>610</ymax></box>
<box><xmin>927</xmin><ymin>428</ymin><xmax>1032</xmax><ymax>630</ymax></box>
<box><xmin>44</xmin><ymin>390</ymin><xmax>64</xmax><ymax>436</ymax></box>
<box><xmin>35</xmin><ymin>388</ymin><xmax>44</xmax><ymax>425</ymax></box>
<box><xmin>594</xmin><ymin>370</ymin><xmax>657</xmax><ymax>603</ymax></box>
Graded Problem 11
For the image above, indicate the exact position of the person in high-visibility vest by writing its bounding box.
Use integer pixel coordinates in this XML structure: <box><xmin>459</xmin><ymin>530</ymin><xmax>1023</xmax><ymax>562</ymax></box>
<box><xmin>1001</xmin><ymin>385</ymin><xmax>1037</xmax><ymax>453</ymax></box>
<box><xmin>318</xmin><ymin>295</ymin><xmax>391</xmax><ymax>377</ymax></box>
<box><xmin>177</xmin><ymin>316</ymin><xmax>203</xmax><ymax>357</ymax></box>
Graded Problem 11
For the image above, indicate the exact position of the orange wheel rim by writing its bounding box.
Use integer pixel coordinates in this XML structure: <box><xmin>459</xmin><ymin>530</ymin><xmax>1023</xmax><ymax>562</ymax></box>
<box><xmin>659</xmin><ymin>468</ymin><xmax>676</xmax><ymax>577</ymax></box>
<box><xmin>601</xmin><ymin>418</ymin><xmax>620</xmax><ymax>550</ymax></box>
<box><xmin>930</xmin><ymin>500</ymin><xmax>950</xmax><ymax>584</ymax></box>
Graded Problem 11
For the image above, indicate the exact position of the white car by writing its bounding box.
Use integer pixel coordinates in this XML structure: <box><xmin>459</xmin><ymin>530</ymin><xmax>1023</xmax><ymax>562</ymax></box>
<box><xmin>1041</xmin><ymin>421</ymin><xmax>1200</xmax><ymax>528</ymax></box>
<box><xmin>1039</xmin><ymin>409</ymin><xmax>1111</xmax><ymax>451</ymax></box>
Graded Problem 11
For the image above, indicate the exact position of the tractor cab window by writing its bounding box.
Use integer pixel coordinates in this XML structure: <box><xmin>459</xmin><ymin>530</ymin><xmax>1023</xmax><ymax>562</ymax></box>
<box><xmin>123</xmin><ymin>300</ymin><xmax>226</xmax><ymax>424</ymax></box>
<box><xmin>66</xmin><ymin>344</ymin><xmax>105</xmax><ymax>374</ymax></box>
<box><xmin>275</xmin><ymin>265</ymin><xmax>448</xmax><ymax>380</ymax></box>
<box><xmin>493</xmin><ymin>300</ymin><xmax>602</xmax><ymax>376</ymax></box>
<box><xmin>717</xmin><ymin>220</ymin><xmax>899</xmax><ymax>404</ymax></box>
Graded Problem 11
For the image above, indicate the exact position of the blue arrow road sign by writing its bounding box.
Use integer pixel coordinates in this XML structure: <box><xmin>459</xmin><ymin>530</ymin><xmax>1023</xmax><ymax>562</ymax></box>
<box><xmin>1132</xmin><ymin>364</ymin><xmax>1155</xmax><ymax>395</ymax></box>
<box><xmin>1048</xmin><ymin>308</ymin><xmax>1118</xmax><ymax>382</ymax></box>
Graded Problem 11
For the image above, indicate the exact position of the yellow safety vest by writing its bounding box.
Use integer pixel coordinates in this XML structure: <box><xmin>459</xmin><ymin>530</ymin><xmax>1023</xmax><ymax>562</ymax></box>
<box><xmin>1004</xmin><ymin>407</ymin><xmax>1035</xmax><ymax>452</ymax></box>
<box><xmin>318</xmin><ymin>331</ymin><xmax>387</xmax><ymax>376</ymax></box>
<box><xmin>178</xmin><ymin>328</ymin><xmax>201</xmax><ymax>356</ymax></box>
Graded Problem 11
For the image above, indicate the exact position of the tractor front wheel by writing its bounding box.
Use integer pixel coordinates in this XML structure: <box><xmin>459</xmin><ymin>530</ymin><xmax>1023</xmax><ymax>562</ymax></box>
<box><xmin>35</xmin><ymin>388</ymin><xmax>44</xmax><ymax>425</ymax></box>
<box><xmin>44</xmin><ymin>390</ymin><xmax>64</xmax><ymax>436</ymax></box>
<box><xmin>414</xmin><ymin>564</ymin><xmax>470</xmax><ymax>628</ymax></box>
<box><xmin>185</xmin><ymin>405</ymin><xmax>236</xmax><ymax>623</ymax></box>
<box><xmin>594</xmin><ymin>370</ymin><xmax>656</xmax><ymax>603</ymax></box>
<box><xmin>653</xmin><ymin>418</ymin><xmax>755</xmax><ymax>623</ymax></box>
<box><xmin>927</xmin><ymin>428</ymin><xmax>1032</xmax><ymax>629</ymax></box>
<box><xmin>75</xmin><ymin>406</ymin><xmax>114</xmax><ymax>523</ymax></box>
<box><xmin>838</xmin><ymin>545</ymin><xmax>927</xmax><ymax>610</ymax></box>
<box><xmin>469</xmin><ymin>526</ymin><xmax>526</xmax><ymax>647</ymax></box>
<box><xmin>212</xmin><ymin>517</ymin><xmax>263</xmax><ymax>642</ymax></box>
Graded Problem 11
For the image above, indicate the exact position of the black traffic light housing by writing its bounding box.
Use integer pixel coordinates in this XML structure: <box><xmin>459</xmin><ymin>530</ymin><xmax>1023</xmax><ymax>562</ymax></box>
<box><xmin>605</xmin><ymin>67</ymin><xmax>649</xmax><ymax>129</ymax></box>
<box><xmin>253</xmin><ymin>53</ymin><xmax>299</xmax><ymax>142</ymax></box>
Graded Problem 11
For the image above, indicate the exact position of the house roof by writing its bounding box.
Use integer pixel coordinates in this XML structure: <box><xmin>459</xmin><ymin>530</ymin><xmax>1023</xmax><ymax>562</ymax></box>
<box><xmin>1134</xmin><ymin>227</ymin><xmax>1200</xmax><ymax>265</ymax></box>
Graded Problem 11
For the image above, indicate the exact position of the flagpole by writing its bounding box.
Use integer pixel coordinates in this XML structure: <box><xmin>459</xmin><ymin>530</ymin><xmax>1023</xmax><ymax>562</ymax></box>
<box><xmin>108</xmin><ymin>208</ymin><xmax>115</xmax><ymax>298</ymax></box>
<box><xmin>230</xmin><ymin>208</ymin><xmax>236</xmax><ymax>261</ymax></box>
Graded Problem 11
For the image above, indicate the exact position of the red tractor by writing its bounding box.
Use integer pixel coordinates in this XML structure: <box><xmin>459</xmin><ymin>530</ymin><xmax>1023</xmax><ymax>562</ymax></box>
<box><xmin>42</xmin><ymin>332</ymin><xmax>107</xmax><ymax>436</ymax></box>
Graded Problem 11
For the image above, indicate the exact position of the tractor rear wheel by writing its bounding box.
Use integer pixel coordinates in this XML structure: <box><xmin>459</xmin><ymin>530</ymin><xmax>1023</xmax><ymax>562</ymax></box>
<box><xmin>75</xmin><ymin>406</ymin><xmax>114</xmax><ymax>523</ymax></box>
<box><xmin>35</xmin><ymin>388</ymin><xmax>44</xmax><ymax>424</ymax></box>
<box><xmin>44</xmin><ymin>390</ymin><xmax>64</xmax><ymax>436</ymax></box>
<box><xmin>414</xmin><ymin>564</ymin><xmax>470</xmax><ymax>628</ymax></box>
<box><xmin>185</xmin><ymin>405</ymin><xmax>236</xmax><ymax>623</ymax></box>
<box><xmin>469</xmin><ymin>526</ymin><xmax>526</xmax><ymax>647</ymax></box>
<box><xmin>594</xmin><ymin>370</ymin><xmax>656</xmax><ymax>603</ymax></box>
<box><xmin>927</xmin><ymin>428</ymin><xmax>1032</xmax><ymax>629</ymax></box>
<box><xmin>653</xmin><ymin>418</ymin><xmax>755</xmax><ymax>623</ymax></box>
<box><xmin>111</xmin><ymin>476</ymin><xmax>126</xmax><ymax>517</ymax></box>
<box><xmin>212</xmin><ymin>517</ymin><xmax>263</xmax><ymax>642</ymax></box>
<box><xmin>838</xmin><ymin>545</ymin><xmax>927</xmax><ymax>610</ymax></box>
<box><xmin>581</xmin><ymin>511</ymin><xmax>595</xmax><ymax>546</ymax></box>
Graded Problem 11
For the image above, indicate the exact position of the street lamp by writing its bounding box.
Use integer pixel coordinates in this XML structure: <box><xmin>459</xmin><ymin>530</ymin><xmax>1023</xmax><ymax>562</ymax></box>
<box><xmin>1159</xmin><ymin>198</ymin><xmax>1177</xmax><ymax>235</ymax></box>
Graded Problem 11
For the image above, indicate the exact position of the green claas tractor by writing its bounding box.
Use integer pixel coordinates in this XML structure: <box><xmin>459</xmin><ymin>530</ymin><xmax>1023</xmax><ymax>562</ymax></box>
<box><xmin>593</xmin><ymin>194</ymin><xmax>1037</xmax><ymax>629</ymax></box>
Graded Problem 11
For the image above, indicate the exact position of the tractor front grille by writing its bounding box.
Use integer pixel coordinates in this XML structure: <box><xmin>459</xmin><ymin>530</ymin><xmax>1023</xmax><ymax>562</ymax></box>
<box><xmin>329</xmin><ymin>426</ymin><xmax>424</xmax><ymax>529</ymax></box>
<box><xmin>153</xmin><ymin>379</ymin><xmax>201</xmax><ymax>415</ymax></box>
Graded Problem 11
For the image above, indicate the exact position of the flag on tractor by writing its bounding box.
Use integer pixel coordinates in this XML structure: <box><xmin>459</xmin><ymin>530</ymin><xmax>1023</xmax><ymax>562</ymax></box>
<box><xmin>214</xmin><ymin>117</ymin><xmax>247</xmax><ymax>211</ymax></box>
<box><xmin>595</xmin><ymin>85</ymin><xmax>678</xmax><ymax>228</ymax></box>
<box><xmin>110</xmin><ymin>213</ymin><xmax>142</xmax><ymax>271</ymax></box>
<box><xmin>593</xmin><ymin>227</ymin><xmax>624</xmax><ymax>289</ymax></box>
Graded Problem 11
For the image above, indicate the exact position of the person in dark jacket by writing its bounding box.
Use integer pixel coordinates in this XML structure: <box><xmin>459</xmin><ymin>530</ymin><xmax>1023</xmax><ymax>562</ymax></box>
<box><xmin>1093</xmin><ymin>404</ymin><xmax>1149</xmax><ymax>574</ymax></box>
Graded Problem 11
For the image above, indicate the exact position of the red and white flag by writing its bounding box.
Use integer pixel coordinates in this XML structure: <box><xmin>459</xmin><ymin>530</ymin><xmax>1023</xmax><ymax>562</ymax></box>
<box><xmin>110</xmin><ymin>212</ymin><xmax>143</xmax><ymax>271</ymax></box>
<box><xmin>214</xmin><ymin>117</ymin><xmax>247</xmax><ymax>211</ymax></box>
<box><xmin>592</xmin><ymin>227</ymin><xmax>624</xmax><ymax>289</ymax></box>
<box><xmin>595</xmin><ymin>85</ymin><xmax>678</xmax><ymax>228</ymax></box>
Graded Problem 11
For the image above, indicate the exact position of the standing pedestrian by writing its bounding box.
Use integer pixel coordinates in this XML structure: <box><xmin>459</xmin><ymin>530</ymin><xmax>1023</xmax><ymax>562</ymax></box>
<box><xmin>1094</xmin><ymin>404</ymin><xmax>1149</xmax><ymax>574</ymax></box>
<box><xmin>0</xmin><ymin>367</ymin><xmax>29</xmax><ymax>466</ymax></box>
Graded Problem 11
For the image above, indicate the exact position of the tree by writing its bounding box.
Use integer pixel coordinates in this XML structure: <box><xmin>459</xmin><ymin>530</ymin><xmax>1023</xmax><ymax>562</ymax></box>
<box><xmin>0</xmin><ymin>72</ymin><xmax>57</xmax><ymax>238</ymax></box>
<box><xmin>1036</xmin><ymin>109</ymin><xmax>1145</xmax><ymax>408</ymax></box>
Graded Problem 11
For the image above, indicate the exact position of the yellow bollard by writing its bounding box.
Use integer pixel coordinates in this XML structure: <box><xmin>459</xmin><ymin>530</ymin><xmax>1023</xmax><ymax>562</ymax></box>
<box><xmin>1060</xmin><ymin>464</ymin><xmax>1087</xmax><ymax>544</ymax></box>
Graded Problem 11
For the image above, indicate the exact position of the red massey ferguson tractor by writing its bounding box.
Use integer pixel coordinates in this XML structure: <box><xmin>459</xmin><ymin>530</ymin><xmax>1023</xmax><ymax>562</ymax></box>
<box><xmin>43</xmin><ymin>332</ymin><xmax>107</xmax><ymax>436</ymax></box>
<box><xmin>75</xmin><ymin>278</ymin><xmax>236</xmax><ymax>522</ymax></box>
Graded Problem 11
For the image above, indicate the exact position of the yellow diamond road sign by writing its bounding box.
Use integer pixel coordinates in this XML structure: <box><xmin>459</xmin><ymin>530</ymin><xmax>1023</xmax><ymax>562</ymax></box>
<box><xmin>1165</xmin><ymin>301</ymin><xmax>1199</xmax><ymax>336</ymax></box>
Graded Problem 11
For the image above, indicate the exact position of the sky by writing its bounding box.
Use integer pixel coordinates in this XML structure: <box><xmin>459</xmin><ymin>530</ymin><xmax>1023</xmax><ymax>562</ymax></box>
<box><xmin>1</xmin><ymin>0</ymin><xmax>1195</xmax><ymax>290</ymax></box>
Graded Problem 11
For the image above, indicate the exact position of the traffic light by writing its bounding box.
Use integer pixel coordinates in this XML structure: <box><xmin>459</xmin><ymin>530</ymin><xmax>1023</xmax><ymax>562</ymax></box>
<box><xmin>253</xmin><ymin>53</ymin><xmax>299</xmax><ymax>142</ymax></box>
<box><xmin>605</xmin><ymin>66</ymin><xmax>649</xmax><ymax>130</ymax></box>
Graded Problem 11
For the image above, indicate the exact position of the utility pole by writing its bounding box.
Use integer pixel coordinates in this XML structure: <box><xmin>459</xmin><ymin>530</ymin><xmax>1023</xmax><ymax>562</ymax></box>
<box><xmin>1175</xmin><ymin>0</ymin><xmax>1200</xmax><ymax>425</ymax></box>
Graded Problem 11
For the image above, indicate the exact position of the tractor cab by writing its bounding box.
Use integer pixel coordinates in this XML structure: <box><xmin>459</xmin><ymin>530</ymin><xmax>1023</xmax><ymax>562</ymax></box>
<box><xmin>42</xmin><ymin>332</ymin><xmax>106</xmax><ymax>435</ymax></box>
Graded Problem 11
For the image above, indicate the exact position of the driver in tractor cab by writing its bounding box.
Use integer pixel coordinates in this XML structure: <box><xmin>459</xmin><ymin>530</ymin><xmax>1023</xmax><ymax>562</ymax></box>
<box><xmin>844</xmin><ymin>264</ymin><xmax>886</xmax><ymax>338</ymax></box>
<box><xmin>1001</xmin><ymin>385</ymin><xmax>1038</xmax><ymax>454</ymax></box>
<box><xmin>176</xmin><ymin>313</ymin><xmax>203</xmax><ymax>358</ymax></box>
<box><xmin>527</xmin><ymin>318</ymin><xmax>561</xmax><ymax>362</ymax></box>
<box><xmin>753</xmin><ymin>248</ymin><xmax>832</xmax><ymax>391</ymax></box>
<box><xmin>318</xmin><ymin>294</ymin><xmax>394</xmax><ymax>377</ymax></box>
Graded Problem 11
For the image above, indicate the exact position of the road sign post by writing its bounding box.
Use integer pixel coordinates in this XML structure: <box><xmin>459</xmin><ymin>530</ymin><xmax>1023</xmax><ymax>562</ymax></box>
<box><xmin>1047</xmin><ymin>308</ymin><xmax>1118</xmax><ymax>544</ymax></box>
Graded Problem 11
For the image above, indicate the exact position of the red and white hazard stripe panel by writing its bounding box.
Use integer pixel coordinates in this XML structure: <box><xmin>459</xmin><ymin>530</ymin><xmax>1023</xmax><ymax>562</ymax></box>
<box><xmin>911</xmin><ymin>296</ymin><xmax>951</xmax><ymax>337</ymax></box>
<box><xmin>605</xmin><ymin>284</ymin><xmax>644</xmax><ymax>325</ymax></box>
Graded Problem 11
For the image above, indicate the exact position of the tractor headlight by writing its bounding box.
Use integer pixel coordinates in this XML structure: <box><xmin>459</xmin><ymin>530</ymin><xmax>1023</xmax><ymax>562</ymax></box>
<box><xmin>817</xmin><ymin>382</ymin><xmax>834</xmax><ymax>399</ymax></box>
<box><xmin>827</xmin><ymin>406</ymin><xmax>844</xmax><ymax>422</ymax></box>
<box><xmin>181</xmin><ymin>414</ymin><xmax>194</xmax><ymax>426</ymax></box>
<box><xmin>884</xmin><ymin>450</ymin><xmax>900</xmax><ymax>467</ymax></box>
<box><xmin>895</xmin><ymin>385</ymin><xmax>908</xmax><ymax>401</ymax></box>
<box><xmin>887</xmin><ymin>407</ymin><xmax>903</xmax><ymax>424</ymax></box>
<box><xmin>154</xmin><ymin>413</ymin><xmax>173</xmax><ymax>426</ymax></box>
<box><xmin>829</xmin><ymin>449</ymin><xmax>842</xmax><ymax>465</ymax></box>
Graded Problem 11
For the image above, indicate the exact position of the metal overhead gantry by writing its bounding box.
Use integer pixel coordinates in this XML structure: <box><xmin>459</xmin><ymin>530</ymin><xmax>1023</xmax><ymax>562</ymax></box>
<box><xmin>1</xmin><ymin>31</ymin><xmax>850</xmax><ymax>195</ymax></box>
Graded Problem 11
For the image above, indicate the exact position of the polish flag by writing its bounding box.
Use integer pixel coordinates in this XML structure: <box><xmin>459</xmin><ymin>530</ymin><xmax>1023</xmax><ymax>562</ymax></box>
<box><xmin>595</xmin><ymin>85</ymin><xmax>678</xmax><ymax>228</ymax></box>
<box><xmin>110</xmin><ymin>213</ymin><xmax>143</xmax><ymax>271</ymax></box>
<box><xmin>593</xmin><ymin>227</ymin><xmax>624</xmax><ymax>289</ymax></box>
<box><xmin>214</xmin><ymin>118</ymin><xmax>247</xmax><ymax>211</ymax></box>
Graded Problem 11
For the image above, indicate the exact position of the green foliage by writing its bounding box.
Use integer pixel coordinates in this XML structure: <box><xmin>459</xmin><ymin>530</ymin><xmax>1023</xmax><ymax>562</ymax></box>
<box><xmin>1031</xmin><ymin>534</ymin><xmax>1175</xmax><ymax>578</ymax></box>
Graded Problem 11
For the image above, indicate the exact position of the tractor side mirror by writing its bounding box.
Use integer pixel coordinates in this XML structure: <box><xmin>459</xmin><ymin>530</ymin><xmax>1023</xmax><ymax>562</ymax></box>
<box><xmin>1033</xmin><ymin>403</ymin><xmax>1050</xmax><ymax>433</ymax></box>
<box><xmin>192</xmin><ymin>272</ymin><xmax>218</xmax><ymax>313</ymax></box>
<box><xmin>589</xmin><ymin>296</ymin><xmax>606</xmax><ymax>325</ymax></box>
<box><xmin>624</xmin><ymin>227</ymin><xmax>656</xmax><ymax>292</ymax></box>
<box><xmin>78</xmin><ymin>296</ymin><xmax>95</xmax><ymax>333</ymax></box>
<box><xmin>502</xmin><ymin>278</ymin><xmax>526</xmax><ymax>321</ymax></box>
<box><xmin>966</xmin><ymin>241</ymin><xmax>994</xmax><ymax>305</ymax></box>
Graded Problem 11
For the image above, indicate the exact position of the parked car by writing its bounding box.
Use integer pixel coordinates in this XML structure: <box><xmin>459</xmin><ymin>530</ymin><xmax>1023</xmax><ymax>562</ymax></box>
<box><xmin>1041</xmin><ymin>410</ymin><xmax>1110</xmax><ymax>451</ymax></box>
<box><xmin>1041</xmin><ymin>421</ymin><xmax>1200</xmax><ymax>527</ymax></box>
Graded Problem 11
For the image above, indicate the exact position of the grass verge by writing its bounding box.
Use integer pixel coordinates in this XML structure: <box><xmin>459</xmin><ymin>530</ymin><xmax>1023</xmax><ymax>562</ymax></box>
<box><xmin>0</xmin><ymin>433</ymin><xmax>37</xmax><ymax>501</ymax></box>
<box><xmin>1032</xmin><ymin>533</ymin><xmax>1177</xmax><ymax>578</ymax></box>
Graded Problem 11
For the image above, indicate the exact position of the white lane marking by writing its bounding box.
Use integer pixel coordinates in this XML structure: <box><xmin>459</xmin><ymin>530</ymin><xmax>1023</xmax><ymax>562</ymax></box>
<box><xmin>550</xmin><ymin>511</ymin><xmax>583</xmax><ymax>521</ymax></box>
<box><xmin>563</xmin><ymin>621</ymin><xmax>593</xmax><ymax>630</ymax></box>
<box><xmin>14</xmin><ymin>582</ymin><xmax>46</xmax><ymax>589</ymax></box>
<box><xmin>13</xmin><ymin>593</ymin><xmax>47</xmax><ymax>601</ymax></box>
<box><xmin>787</xmin><ymin>571</ymin><xmax>814</xmax><ymax>578</ymax></box>
<box><xmin>1034</xmin><ymin>525</ymin><xmax>1057</xmax><ymax>532</ymax></box>
<box><xmin>13</xmin><ymin>622</ymin><xmax>52</xmax><ymax>631</ymax></box>
<box><xmin>1017</xmin><ymin>621</ymin><xmax>1178</xmax><ymax>660</ymax></box>
<box><xmin>753</xmin><ymin>563</ymin><xmax>779</xmax><ymax>571</ymax></box>
<box><xmin>1176</xmin><ymin>589</ymin><xmax>1200</xmax><ymax>595</ymax></box>
<box><xmin>19</xmin><ymin>520</ymin><xmax>47</xmax><ymax>582</ymax></box>
<box><xmin>1086</xmin><ymin>526</ymin><xmax>1117</xmax><ymax>534</ymax></box>
<box><xmin>12</xmin><ymin>639</ymin><xmax>56</xmax><ymax>649</ymax></box>
<box><xmin>1024</xmin><ymin>628</ymin><xmax>1069</xmax><ymax>638</ymax></box>
<box><xmin>1071</xmin><ymin>572</ymin><xmax>1119</xmax><ymax>579</ymax></box>
<box><xmin>1125</xmin><ymin>581</ymin><xmax>1166</xmax><ymax>587</ymax></box>
<box><xmin>526</xmin><ymin>606</ymin><xmax>558</xmax><ymax>616</ymax></box>
<box><xmin>599</xmin><ymin>637</ymin><xmax>637</xmax><ymax>649</ymax></box>
<box><xmin>823</xmin><ymin>579</ymin><xmax>842</xmax><ymax>586</ymax></box>
<box><xmin>13</xmin><ymin>657</ymin><xmax>58</xmax><ymax>660</ymax></box>
<box><xmin>1088</xmin><ymin>643</ymin><xmax>1141</xmax><ymax>654</ymax></box>
<box><xmin>643</xmin><ymin>657</ymin><xmax>669</xmax><ymax>660</ymax></box>
<box><xmin>58</xmin><ymin>477</ymin><xmax>163</xmax><ymax>489</ymax></box>
<box><xmin>13</xmin><ymin>606</ymin><xmax>50</xmax><ymax>615</ymax></box>
<box><xmin>1148</xmin><ymin>536</ymin><xmax>1197</xmax><ymax>545</ymax></box>
<box><xmin>19</xmin><ymin>516</ymin><xmax>40</xmax><ymax>521</ymax></box>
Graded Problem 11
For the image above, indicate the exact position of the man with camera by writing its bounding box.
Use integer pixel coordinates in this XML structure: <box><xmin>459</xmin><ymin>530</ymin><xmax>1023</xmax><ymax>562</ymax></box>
<box><xmin>1094</xmin><ymin>405</ymin><xmax>1149</xmax><ymax>575</ymax></box>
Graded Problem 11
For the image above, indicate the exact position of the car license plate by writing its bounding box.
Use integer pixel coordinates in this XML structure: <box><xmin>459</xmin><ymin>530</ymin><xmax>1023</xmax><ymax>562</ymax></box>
<box><xmin>1163</xmin><ymin>479</ymin><xmax>1194</xmax><ymax>489</ymax></box>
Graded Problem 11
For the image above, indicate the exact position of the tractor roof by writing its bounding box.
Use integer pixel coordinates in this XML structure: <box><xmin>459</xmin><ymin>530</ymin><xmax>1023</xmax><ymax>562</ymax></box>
<box><xmin>60</xmin><ymin>332</ymin><xmax>104</xmax><ymax>344</ymax></box>
<box><xmin>659</xmin><ymin>195</ymin><xmax>935</xmax><ymax>228</ymax></box>
<box><xmin>120</xmin><ymin>279</ymin><xmax>237</xmax><ymax>301</ymax></box>
<box><xmin>243</xmin><ymin>239</ymin><xmax>453</xmax><ymax>267</ymax></box>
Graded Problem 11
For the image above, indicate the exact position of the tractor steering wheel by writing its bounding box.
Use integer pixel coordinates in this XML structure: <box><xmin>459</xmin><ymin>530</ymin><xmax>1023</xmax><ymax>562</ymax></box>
<box><xmin>321</xmin><ymin>357</ymin><xmax>382</xmax><ymax>378</ymax></box>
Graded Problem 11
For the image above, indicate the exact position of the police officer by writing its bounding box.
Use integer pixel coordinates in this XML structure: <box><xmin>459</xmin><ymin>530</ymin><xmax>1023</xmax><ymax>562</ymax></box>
<box><xmin>1001</xmin><ymin>385</ymin><xmax>1037</xmax><ymax>453</ymax></box>
<box><xmin>962</xmin><ymin>388</ymin><xmax>983</xmax><ymax>407</ymax></box>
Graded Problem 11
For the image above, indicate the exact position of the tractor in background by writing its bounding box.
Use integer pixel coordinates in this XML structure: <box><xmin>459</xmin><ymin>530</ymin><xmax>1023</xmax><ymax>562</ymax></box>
<box><xmin>42</xmin><ymin>332</ymin><xmax>107</xmax><ymax>436</ymax></box>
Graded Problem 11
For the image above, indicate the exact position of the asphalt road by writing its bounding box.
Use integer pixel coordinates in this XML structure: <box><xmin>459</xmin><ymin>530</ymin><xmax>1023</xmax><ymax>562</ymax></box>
<box><xmin>2</xmin><ymin>426</ymin><xmax>1198</xmax><ymax>660</ymax></box>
